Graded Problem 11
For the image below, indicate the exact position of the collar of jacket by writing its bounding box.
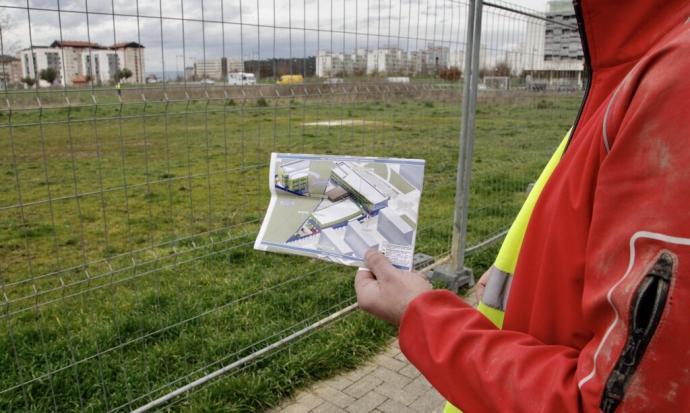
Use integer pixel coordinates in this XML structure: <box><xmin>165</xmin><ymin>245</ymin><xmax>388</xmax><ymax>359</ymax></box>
<box><xmin>568</xmin><ymin>0</ymin><xmax>690</xmax><ymax>146</ymax></box>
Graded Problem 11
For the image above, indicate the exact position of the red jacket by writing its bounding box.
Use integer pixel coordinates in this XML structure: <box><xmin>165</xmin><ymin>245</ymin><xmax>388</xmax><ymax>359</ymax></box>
<box><xmin>399</xmin><ymin>1</ymin><xmax>690</xmax><ymax>412</ymax></box>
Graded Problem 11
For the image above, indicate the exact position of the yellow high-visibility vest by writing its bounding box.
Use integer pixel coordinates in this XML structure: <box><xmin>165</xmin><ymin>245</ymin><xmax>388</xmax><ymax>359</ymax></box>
<box><xmin>444</xmin><ymin>130</ymin><xmax>570</xmax><ymax>413</ymax></box>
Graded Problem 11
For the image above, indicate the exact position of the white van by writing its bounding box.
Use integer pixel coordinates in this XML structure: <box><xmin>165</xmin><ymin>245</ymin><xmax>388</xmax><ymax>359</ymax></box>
<box><xmin>227</xmin><ymin>72</ymin><xmax>257</xmax><ymax>86</ymax></box>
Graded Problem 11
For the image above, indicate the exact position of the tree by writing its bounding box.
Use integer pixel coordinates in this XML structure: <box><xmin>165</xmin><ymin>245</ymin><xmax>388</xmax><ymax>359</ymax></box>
<box><xmin>39</xmin><ymin>67</ymin><xmax>57</xmax><ymax>85</ymax></box>
<box><xmin>120</xmin><ymin>68</ymin><xmax>133</xmax><ymax>82</ymax></box>
<box><xmin>492</xmin><ymin>61</ymin><xmax>512</xmax><ymax>77</ymax></box>
<box><xmin>21</xmin><ymin>77</ymin><xmax>35</xmax><ymax>88</ymax></box>
<box><xmin>0</xmin><ymin>14</ymin><xmax>20</xmax><ymax>54</ymax></box>
<box><xmin>439</xmin><ymin>66</ymin><xmax>462</xmax><ymax>81</ymax></box>
<box><xmin>113</xmin><ymin>68</ymin><xmax>132</xmax><ymax>83</ymax></box>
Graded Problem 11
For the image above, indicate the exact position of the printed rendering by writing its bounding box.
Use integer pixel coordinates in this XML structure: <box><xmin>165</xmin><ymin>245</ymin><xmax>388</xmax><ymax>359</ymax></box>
<box><xmin>255</xmin><ymin>153</ymin><xmax>425</xmax><ymax>270</ymax></box>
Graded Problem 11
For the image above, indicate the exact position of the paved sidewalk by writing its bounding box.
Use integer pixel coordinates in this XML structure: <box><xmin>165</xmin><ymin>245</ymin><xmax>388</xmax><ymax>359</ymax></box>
<box><xmin>271</xmin><ymin>290</ymin><xmax>477</xmax><ymax>413</ymax></box>
<box><xmin>271</xmin><ymin>339</ymin><xmax>445</xmax><ymax>413</ymax></box>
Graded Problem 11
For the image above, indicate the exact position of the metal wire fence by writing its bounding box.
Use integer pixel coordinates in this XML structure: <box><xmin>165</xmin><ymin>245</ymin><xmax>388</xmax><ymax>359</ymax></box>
<box><xmin>0</xmin><ymin>0</ymin><xmax>582</xmax><ymax>411</ymax></box>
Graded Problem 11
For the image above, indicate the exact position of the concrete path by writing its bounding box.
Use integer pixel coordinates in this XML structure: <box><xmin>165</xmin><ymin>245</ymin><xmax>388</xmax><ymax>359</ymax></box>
<box><xmin>271</xmin><ymin>290</ymin><xmax>477</xmax><ymax>413</ymax></box>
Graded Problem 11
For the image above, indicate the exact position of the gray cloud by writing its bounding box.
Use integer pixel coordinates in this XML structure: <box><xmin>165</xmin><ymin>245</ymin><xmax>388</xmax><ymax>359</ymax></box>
<box><xmin>2</xmin><ymin>0</ymin><xmax>545</xmax><ymax>73</ymax></box>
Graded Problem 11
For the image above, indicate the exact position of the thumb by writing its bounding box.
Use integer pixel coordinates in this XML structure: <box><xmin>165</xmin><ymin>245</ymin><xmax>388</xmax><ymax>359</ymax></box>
<box><xmin>364</xmin><ymin>249</ymin><xmax>397</xmax><ymax>280</ymax></box>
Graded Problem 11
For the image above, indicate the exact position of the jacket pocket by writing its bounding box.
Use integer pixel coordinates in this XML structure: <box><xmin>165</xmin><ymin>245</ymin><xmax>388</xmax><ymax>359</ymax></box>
<box><xmin>600</xmin><ymin>251</ymin><xmax>674</xmax><ymax>413</ymax></box>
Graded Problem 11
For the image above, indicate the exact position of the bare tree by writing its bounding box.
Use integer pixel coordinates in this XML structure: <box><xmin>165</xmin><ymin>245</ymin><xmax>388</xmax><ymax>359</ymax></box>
<box><xmin>0</xmin><ymin>14</ymin><xmax>21</xmax><ymax>55</ymax></box>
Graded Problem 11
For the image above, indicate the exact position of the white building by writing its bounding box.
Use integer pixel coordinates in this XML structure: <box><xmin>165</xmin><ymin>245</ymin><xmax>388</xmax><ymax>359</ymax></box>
<box><xmin>18</xmin><ymin>40</ymin><xmax>145</xmax><ymax>87</ymax></box>
<box><xmin>111</xmin><ymin>42</ymin><xmax>145</xmax><ymax>84</ymax></box>
<box><xmin>310</xmin><ymin>199</ymin><xmax>363</xmax><ymax>229</ymax></box>
<box><xmin>49</xmin><ymin>41</ymin><xmax>96</xmax><ymax>85</ymax></box>
<box><xmin>377</xmin><ymin>208</ymin><xmax>414</xmax><ymax>246</ymax></box>
<box><xmin>366</xmin><ymin>48</ymin><xmax>406</xmax><ymax>75</ymax></box>
<box><xmin>344</xmin><ymin>220</ymin><xmax>379</xmax><ymax>257</ymax></box>
<box><xmin>18</xmin><ymin>47</ymin><xmax>63</xmax><ymax>87</ymax></box>
<box><xmin>194</xmin><ymin>58</ymin><xmax>225</xmax><ymax>80</ymax></box>
<box><xmin>316</xmin><ymin>45</ymin><xmax>458</xmax><ymax>78</ymax></box>
<box><xmin>82</xmin><ymin>49</ymin><xmax>120</xmax><ymax>84</ymax></box>
<box><xmin>318</xmin><ymin>227</ymin><xmax>355</xmax><ymax>256</ymax></box>
<box><xmin>331</xmin><ymin>162</ymin><xmax>390</xmax><ymax>212</ymax></box>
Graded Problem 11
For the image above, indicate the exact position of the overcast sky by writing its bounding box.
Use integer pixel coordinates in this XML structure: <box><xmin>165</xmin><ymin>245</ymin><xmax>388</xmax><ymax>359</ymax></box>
<box><xmin>1</xmin><ymin>0</ymin><xmax>551</xmax><ymax>74</ymax></box>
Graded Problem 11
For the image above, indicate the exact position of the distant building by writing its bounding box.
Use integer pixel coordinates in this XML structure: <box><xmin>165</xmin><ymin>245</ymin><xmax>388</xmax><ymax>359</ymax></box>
<box><xmin>184</xmin><ymin>66</ymin><xmax>195</xmax><ymax>80</ymax></box>
<box><xmin>50</xmin><ymin>41</ymin><xmax>100</xmax><ymax>85</ymax></box>
<box><xmin>17</xmin><ymin>47</ymin><xmax>63</xmax><ymax>87</ymax></box>
<box><xmin>194</xmin><ymin>58</ymin><xmax>227</xmax><ymax>80</ymax></box>
<box><xmin>243</xmin><ymin>57</ymin><xmax>316</xmax><ymax>79</ymax></box>
<box><xmin>316</xmin><ymin>45</ymin><xmax>459</xmax><ymax>78</ymax></box>
<box><xmin>344</xmin><ymin>220</ymin><xmax>379</xmax><ymax>257</ymax></box>
<box><xmin>16</xmin><ymin>40</ymin><xmax>145</xmax><ymax>87</ymax></box>
<box><xmin>544</xmin><ymin>1</ymin><xmax>583</xmax><ymax>63</ymax></box>
<box><xmin>377</xmin><ymin>208</ymin><xmax>414</xmax><ymax>246</ymax></box>
<box><xmin>520</xmin><ymin>0</ymin><xmax>585</xmax><ymax>89</ymax></box>
<box><xmin>82</xmin><ymin>49</ymin><xmax>120</xmax><ymax>85</ymax></box>
<box><xmin>330</xmin><ymin>162</ymin><xmax>389</xmax><ymax>213</ymax></box>
<box><xmin>310</xmin><ymin>199</ymin><xmax>363</xmax><ymax>229</ymax></box>
<box><xmin>0</xmin><ymin>54</ymin><xmax>21</xmax><ymax>86</ymax></box>
<box><xmin>277</xmin><ymin>159</ymin><xmax>310</xmax><ymax>193</ymax></box>
<box><xmin>110</xmin><ymin>42</ymin><xmax>145</xmax><ymax>84</ymax></box>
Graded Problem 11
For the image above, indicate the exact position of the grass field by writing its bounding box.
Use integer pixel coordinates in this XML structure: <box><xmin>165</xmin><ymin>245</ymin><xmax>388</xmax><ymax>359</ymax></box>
<box><xmin>0</xmin><ymin>86</ymin><xmax>581</xmax><ymax>412</ymax></box>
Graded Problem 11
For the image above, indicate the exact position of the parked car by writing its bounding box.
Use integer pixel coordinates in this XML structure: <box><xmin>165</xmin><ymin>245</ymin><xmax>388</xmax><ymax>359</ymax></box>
<box><xmin>277</xmin><ymin>74</ymin><xmax>304</xmax><ymax>85</ymax></box>
<box><xmin>227</xmin><ymin>72</ymin><xmax>257</xmax><ymax>85</ymax></box>
<box><xmin>199</xmin><ymin>78</ymin><xmax>216</xmax><ymax>85</ymax></box>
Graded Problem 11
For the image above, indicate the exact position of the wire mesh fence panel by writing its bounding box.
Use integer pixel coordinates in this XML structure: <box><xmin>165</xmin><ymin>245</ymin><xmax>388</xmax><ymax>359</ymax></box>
<box><xmin>0</xmin><ymin>0</ymin><xmax>470</xmax><ymax>411</ymax></box>
<box><xmin>464</xmin><ymin>0</ymin><xmax>584</xmax><ymax>264</ymax></box>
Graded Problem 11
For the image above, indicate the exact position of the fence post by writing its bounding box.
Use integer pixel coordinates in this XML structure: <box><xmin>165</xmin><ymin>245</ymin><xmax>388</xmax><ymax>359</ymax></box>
<box><xmin>431</xmin><ymin>0</ymin><xmax>483</xmax><ymax>291</ymax></box>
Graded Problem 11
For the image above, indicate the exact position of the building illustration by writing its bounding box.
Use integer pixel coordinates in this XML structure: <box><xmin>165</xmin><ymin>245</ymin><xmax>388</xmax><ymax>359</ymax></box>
<box><xmin>257</xmin><ymin>154</ymin><xmax>425</xmax><ymax>270</ymax></box>
<box><xmin>277</xmin><ymin>159</ymin><xmax>310</xmax><ymax>194</ymax></box>
<box><xmin>344</xmin><ymin>220</ymin><xmax>379</xmax><ymax>258</ymax></box>
<box><xmin>330</xmin><ymin>162</ymin><xmax>390</xmax><ymax>212</ymax></box>
<box><xmin>310</xmin><ymin>199</ymin><xmax>363</xmax><ymax>229</ymax></box>
<box><xmin>377</xmin><ymin>208</ymin><xmax>414</xmax><ymax>245</ymax></box>
<box><xmin>318</xmin><ymin>228</ymin><xmax>355</xmax><ymax>256</ymax></box>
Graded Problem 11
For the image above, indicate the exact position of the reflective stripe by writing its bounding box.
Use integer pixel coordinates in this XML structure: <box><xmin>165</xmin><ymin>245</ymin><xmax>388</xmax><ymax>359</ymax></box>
<box><xmin>481</xmin><ymin>266</ymin><xmax>512</xmax><ymax>311</ymax></box>
<box><xmin>444</xmin><ymin>402</ymin><xmax>462</xmax><ymax>413</ymax></box>
<box><xmin>602</xmin><ymin>83</ymin><xmax>623</xmax><ymax>153</ymax></box>
<box><xmin>578</xmin><ymin>231</ymin><xmax>690</xmax><ymax>390</ymax></box>
<box><xmin>477</xmin><ymin>301</ymin><xmax>505</xmax><ymax>328</ymax></box>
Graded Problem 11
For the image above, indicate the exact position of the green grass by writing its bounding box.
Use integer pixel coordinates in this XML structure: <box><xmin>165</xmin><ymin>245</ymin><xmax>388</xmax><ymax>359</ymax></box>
<box><xmin>0</xmin><ymin>87</ymin><xmax>581</xmax><ymax>412</ymax></box>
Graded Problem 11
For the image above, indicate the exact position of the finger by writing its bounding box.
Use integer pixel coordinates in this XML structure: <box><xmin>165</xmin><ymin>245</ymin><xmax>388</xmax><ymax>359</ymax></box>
<box><xmin>354</xmin><ymin>269</ymin><xmax>379</xmax><ymax>311</ymax></box>
<box><xmin>364</xmin><ymin>249</ymin><xmax>398</xmax><ymax>280</ymax></box>
<box><xmin>355</xmin><ymin>268</ymin><xmax>376</xmax><ymax>289</ymax></box>
<box><xmin>474</xmin><ymin>283</ymin><xmax>485</xmax><ymax>302</ymax></box>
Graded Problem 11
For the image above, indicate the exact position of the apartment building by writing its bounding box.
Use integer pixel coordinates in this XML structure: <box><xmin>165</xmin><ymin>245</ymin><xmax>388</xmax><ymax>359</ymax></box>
<box><xmin>17</xmin><ymin>46</ymin><xmax>63</xmax><ymax>87</ymax></box>
<box><xmin>17</xmin><ymin>40</ymin><xmax>145</xmax><ymax>87</ymax></box>
<box><xmin>0</xmin><ymin>54</ymin><xmax>21</xmax><ymax>86</ymax></box>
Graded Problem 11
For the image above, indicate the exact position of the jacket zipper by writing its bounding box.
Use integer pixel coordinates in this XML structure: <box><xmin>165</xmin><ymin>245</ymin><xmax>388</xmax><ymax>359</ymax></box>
<box><xmin>566</xmin><ymin>0</ymin><xmax>592</xmax><ymax>152</ymax></box>
<box><xmin>600</xmin><ymin>252</ymin><xmax>674</xmax><ymax>413</ymax></box>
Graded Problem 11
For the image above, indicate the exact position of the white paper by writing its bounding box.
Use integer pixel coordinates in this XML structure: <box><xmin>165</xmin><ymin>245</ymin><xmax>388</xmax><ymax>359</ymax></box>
<box><xmin>254</xmin><ymin>153</ymin><xmax>425</xmax><ymax>270</ymax></box>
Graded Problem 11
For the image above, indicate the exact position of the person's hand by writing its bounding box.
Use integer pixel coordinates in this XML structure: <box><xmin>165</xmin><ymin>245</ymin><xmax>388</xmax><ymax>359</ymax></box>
<box><xmin>355</xmin><ymin>249</ymin><xmax>432</xmax><ymax>325</ymax></box>
<box><xmin>474</xmin><ymin>267</ymin><xmax>491</xmax><ymax>303</ymax></box>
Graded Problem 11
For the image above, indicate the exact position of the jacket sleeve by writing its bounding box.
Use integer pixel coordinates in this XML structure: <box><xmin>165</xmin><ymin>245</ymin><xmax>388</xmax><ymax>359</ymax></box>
<box><xmin>399</xmin><ymin>291</ymin><xmax>582</xmax><ymax>412</ymax></box>
<box><xmin>399</xmin><ymin>30</ymin><xmax>690</xmax><ymax>413</ymax></box>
